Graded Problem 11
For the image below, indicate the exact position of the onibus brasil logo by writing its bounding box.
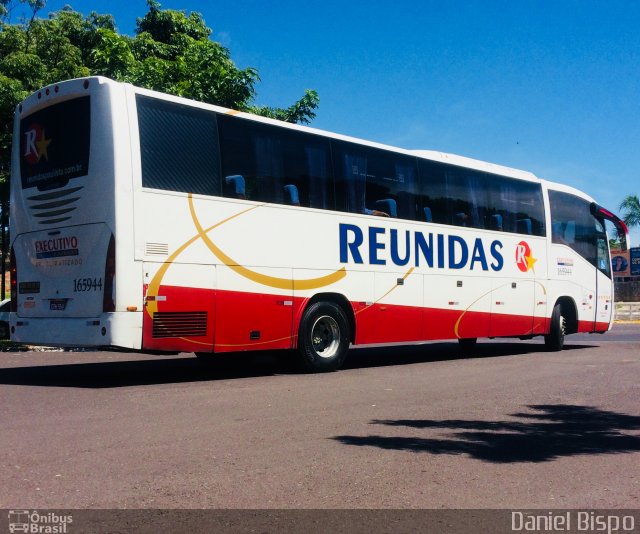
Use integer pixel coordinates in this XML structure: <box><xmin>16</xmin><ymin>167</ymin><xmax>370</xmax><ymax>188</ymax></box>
<box><xmin>8</xmin><ymin>510</ymin><xmax>72</xmax><ymax>533</ymax></box>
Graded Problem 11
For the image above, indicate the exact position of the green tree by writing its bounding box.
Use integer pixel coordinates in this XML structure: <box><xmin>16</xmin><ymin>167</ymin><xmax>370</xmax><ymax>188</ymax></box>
<box><xmin>0</xmin><ymin>0</ymin><xmax>319</xmax><ymax>296</ymax></box>
<box><xmin>0</xmin><ymin>0</ymin><xmax>319</xmax><ymax>183</ymax></box>
<box><xmin>619</xmin><ymin>194</ymin><xmax>640</xmax><ymax>231</ymax></box>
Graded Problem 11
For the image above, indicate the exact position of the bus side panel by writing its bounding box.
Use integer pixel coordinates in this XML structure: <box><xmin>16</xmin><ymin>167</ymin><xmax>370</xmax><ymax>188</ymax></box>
<box><xmin>577</xmin><ymin>284</ymin><xmax>597</xmax><ymax>333</ymax></box>
<box><xmin>142</xmin><ymin>263</ymin><xmax>215</xmax><ymax>353</ymax></box>
<box><xmin>489</xmin><ymin>277</ymin><xmax>534</xmax><ymax>337</ymax></box>
<box><xmin>595</xmin><ymin>268</ymin><xmax>613</xmax><ymax>332</ymax></box>
<box><xmin>369</xmin><ymin>271</ymin><xmax>423</xmax><ymax>343</ymax></box>
<box><xmin>532</xmin><ymin>281</ymin><xmax>549</xmax><ymax>335</ymax></box>
<box><xmin>547</xmin><ymin>247</ymin><xmax>597</xmax><ymax>333</ymax></box>
<box><xmin>214</xmin><ymin>265</ymin><xmax>293</xmax><ymax>352</ymax></box>
<box><xmin>423</xmin><ymin>275</ymin><xmax>492</xmax><ymax>340</ymax></box>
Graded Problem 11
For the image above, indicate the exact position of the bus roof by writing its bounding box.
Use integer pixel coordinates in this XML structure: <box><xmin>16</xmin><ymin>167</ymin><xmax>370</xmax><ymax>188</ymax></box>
<box><xmin>411</xmin><ymin>149</ymin><xmax>539</xmax><ymax>183</ymax></box>
<box><xmin>20</xmin><ymin>76</ymin><xmax>593</xmax><ymax>194</ymax></box>
<box><xmin>127</xmin><ymin>78</ymin><xmax>551</xmax><ymax>186</ymax></box>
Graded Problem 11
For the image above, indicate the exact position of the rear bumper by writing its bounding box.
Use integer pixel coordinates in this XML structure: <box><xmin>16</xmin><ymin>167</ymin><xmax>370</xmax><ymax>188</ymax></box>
<box><xmin>10</xmin><ymin>311</ymin><xmax>142</xmax><ymax>349</ymax></box>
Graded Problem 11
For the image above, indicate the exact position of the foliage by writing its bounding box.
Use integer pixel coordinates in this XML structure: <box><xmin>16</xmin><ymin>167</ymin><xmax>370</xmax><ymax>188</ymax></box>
<box><xmin>0</xmin><ymin>0</ymin><xmax>320</xmax><ymax>187</ymax></box>
<box><xmin>619</xmin><ymin>194</ymin><xmax>640</xmax><ymax>230</ymax></box>
<box><xmin>0</xmin><ymin>0</ymin><xmax>318</xmax><ymax>293</ymax></box>
<box><xmin>249</xmin><ymin>89</ymin><xmax>320</xmax><ymax>125</ymax></box>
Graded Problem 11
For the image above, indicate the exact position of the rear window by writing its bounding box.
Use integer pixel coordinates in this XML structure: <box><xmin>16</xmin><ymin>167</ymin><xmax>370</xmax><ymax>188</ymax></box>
<box><xmin>20</xmin><ymin>96</ymin><xmax>91</xmax><ymax>190</ymax></box>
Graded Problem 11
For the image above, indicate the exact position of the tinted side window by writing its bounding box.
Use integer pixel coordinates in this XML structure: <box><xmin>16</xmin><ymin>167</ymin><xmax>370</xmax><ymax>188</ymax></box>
<box><xmin>485</xmin><ymin>175</ymin><xmax>546</xmax><ymax>236</ymax></box>
<box><xmin>417</xmin><ymin>160</ymin><xmax>447</xmax><ymax>224</ymax></box>
<box><xmin>334</xmin><ymin>142</ymin><xmax>419</xmax><ymax>219</ymax></box>
<box><xmin>137</xmin><ymin>95</ymin><xmax>220</xmax><ymax>195</ymax></box>
<box><xmin>549</xmin><ymin>190</ymin><xmax>598</xmax><ymax>265</ymax></box>
<box><xmin>218</xmin><ymin>115</ymin><xmax>334</xmax><ymax>209</ymax></box>
<box><xmin>444</xmin><ymin>169</ymin><xmax>490</xmax><ymax>229</ymax></box>
<box><xmin>418</xmin><ymin>161</ymin><xmax>488</xmax><ymax>229</ymax></box>
<box><xmin>418</xmin><ymin>159</ymin><xmax>546</xmax><ymax>235</ymax></box>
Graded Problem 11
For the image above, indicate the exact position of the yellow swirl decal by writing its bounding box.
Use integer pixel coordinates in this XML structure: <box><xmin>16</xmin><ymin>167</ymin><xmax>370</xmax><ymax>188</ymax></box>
<box><xmin>146</xmin><ymin>203</ymin><xmax>263</xmax><ymax>317</ymax></box>
<box><xmin>146</xmin><ymin>196</ymin><xmax>348</xmax><ymax>319</ymax></box>
<box><xmin>453</xmin><ymin>280</ymin><xmax>547</xmax><ymax>338</ymax></box>
<box><xmin>355</xmin><ymin>267</ymin><xmax>415</xmax><ymax>315</ymax></box>
<box><xmin>188</xmin><ymin>194</ymin><xmax>346</xmax><ymax>291</ymax></box>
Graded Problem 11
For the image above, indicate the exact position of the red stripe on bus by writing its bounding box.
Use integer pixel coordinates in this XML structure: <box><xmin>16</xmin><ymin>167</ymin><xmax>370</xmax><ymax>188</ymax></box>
<box><xmin>142</xmin><ymin>284</ymin><xmax>215</xmax><ymax>352</ymax></box>
<box><xmin>142</xmin><ymin>285</ymin><xmax>588</xmax><ymax>353</ymax></box>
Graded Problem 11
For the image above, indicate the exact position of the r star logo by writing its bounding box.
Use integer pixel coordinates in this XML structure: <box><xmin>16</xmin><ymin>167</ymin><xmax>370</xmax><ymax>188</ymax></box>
<box><xmin>516</xmin><ymin>241</ymin><xmax>537</xmax><ymax>272</ymax></box>
<box><xmin>23</xmin><ymin>124</ymin><xmax>52</xmax><ymax>164</ymax></box>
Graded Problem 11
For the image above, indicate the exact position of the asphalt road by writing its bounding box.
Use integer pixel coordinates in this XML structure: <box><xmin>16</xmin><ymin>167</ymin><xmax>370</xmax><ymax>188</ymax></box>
<box><xmin>0</xmin><ymin>324</ymin><xmax>639</xmax><ymax>510</ymax></box>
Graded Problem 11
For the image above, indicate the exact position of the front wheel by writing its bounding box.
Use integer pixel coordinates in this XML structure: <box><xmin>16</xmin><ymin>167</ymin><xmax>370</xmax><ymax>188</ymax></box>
<box><xmin>298</xmin><ymin>301</ymin><xmax>350</xmax><ymax>372</ymax></box>
<box><xmin>544</xmin><ymin>303</ymin><xmax>566</xmax><ymax>351</ymax></box>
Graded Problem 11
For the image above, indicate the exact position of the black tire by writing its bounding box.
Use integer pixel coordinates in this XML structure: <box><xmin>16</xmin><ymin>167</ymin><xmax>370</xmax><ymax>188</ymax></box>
<box><xmin>0</xmin><ymin>321</ymin><xmax>8</xmax><ymax>340</ymax></box>
<box><xmin>298</xmin><ymin>301</ymin><xmax>350</xmax><ymax>372</ymax></box>
<box><xmin>544</xmin><ymin>303</ymin><xmax>566</xmax><ymax>351</ymax></box>
<box><xmin>458</xmin><ymin>337</ymin><xmax>477</xmax><ymax>349</ymax></box>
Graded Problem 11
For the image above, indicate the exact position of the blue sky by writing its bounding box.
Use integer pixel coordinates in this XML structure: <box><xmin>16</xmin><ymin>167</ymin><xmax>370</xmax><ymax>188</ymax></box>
<box><xmin>14</xmin><ymin>0</ymin><xmax>640</xmax><ymax>243</ymax></box>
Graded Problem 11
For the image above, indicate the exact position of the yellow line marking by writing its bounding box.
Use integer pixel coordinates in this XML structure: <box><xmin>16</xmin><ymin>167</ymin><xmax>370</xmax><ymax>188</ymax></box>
<box><xmin>178</xmin><ymin>337</ymin><xmax>212</xmax><ymax>347</ymax></box>
<box><xmin>214</xmin><ymin>335</ymin><xmax>294</xmax><ymax>348</ymax></box>
<box><xmin>355</xmin><ymin>267</ymin><xmax>415</xmax><ymax>316</ymax></box>
<box><xmin>453</xmin><ymin>280</ymin><xmax>548</xmax><ymax>338</ymax></box>
<box><xmin>188</xmin><ymin>194</ymin><xmax>346</xmax><ymax>290</ymax></box>
<box><xmin>145</xmin><ymin>203</ymin><xmax>262</xmax><ymax>317</ymax></box>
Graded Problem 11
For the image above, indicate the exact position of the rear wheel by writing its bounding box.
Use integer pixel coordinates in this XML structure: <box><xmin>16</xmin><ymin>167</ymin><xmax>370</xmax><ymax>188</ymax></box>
<box><xmin>544</xmin><ymin>303</ymin><xmax>566</xmax><ymax>351</ymax></box>
<box><xmin>0</xmin><ymin>321</ymin><xmax>8</xmax><ymax>340</ymax></box>
<box><xmin>298</xmin><ymin>301</ymin><xmax>350</xmax><ymax>372</ymax></box>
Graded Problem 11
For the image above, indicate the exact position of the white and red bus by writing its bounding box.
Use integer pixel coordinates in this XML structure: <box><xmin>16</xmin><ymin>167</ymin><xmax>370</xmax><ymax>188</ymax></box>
<box><xmin>10</xmin><ymin>77</ymin><xmax>629</xmax><ymax>371</ymax></box>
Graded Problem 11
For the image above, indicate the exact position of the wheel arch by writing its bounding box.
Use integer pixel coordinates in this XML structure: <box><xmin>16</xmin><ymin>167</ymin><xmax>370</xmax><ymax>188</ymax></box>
<box><xmin>552</xmin><ymin>296</ymin><xmax>578</xmax><ymax>335</ymax></box>
<box><xmin>298</xmin><ymin>293</ymin><xmax>355</xmax><ymax>345</ymax></box>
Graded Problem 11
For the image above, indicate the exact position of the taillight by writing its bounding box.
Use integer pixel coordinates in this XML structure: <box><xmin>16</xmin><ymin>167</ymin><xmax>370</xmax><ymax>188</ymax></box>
<box><xmin>10</xmin><ymin>247</ymin><xmax>17</xmax><ymax>312</ymax></box>
<box><xmin>103</xmin><ymin>235</ymin><xmax>116</xmax><ymax>312</ymax></box>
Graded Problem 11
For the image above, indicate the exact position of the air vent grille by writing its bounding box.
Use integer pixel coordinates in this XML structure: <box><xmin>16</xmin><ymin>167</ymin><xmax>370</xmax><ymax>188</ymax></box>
<box><xmin>145</xmin><ymin>242</ymin><xmax>169</xmax><ymax>256</ymax></box>
<box><xmin>152</xmin><ymin>311</ymin><xmax>207</xmax><ymax>338</ymax></box>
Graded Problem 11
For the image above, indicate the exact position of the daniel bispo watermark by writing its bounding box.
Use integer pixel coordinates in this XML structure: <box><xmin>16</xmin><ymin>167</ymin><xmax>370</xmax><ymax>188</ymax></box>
<box><xmin>2</xmin><ymin>509</ymin><xmax>639</xmax><ymax>533</ymax></box>
<box><xmin>7</xmin><ymin>510</ymin><xmax>73</xmax><ymax>533</ymax></box>
<box><xmin>511</xmin><ymin>511</ymin><xmax>636</xmax><ymax>534</ymax></box>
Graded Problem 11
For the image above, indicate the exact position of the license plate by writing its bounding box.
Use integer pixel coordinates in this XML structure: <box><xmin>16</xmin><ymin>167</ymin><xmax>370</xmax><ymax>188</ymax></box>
<box><xmin>49</xmin><ymin>299</ymin><xmax>67</xmax><ymax>311</ymax></box>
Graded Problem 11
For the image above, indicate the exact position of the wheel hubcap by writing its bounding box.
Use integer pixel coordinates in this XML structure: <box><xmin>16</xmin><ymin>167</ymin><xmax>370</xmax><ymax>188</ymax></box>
<box><xmin>311</xmin><ymin>315</ymin><xmax>340</xmax><ymax>359</ymax></box>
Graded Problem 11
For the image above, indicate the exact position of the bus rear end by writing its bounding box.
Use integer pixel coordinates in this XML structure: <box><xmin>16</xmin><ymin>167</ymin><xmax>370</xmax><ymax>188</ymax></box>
<box><xmin>10</xmin><ymin>77</ymin><xmax>140</xmax><ymax>349</ymax></box>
